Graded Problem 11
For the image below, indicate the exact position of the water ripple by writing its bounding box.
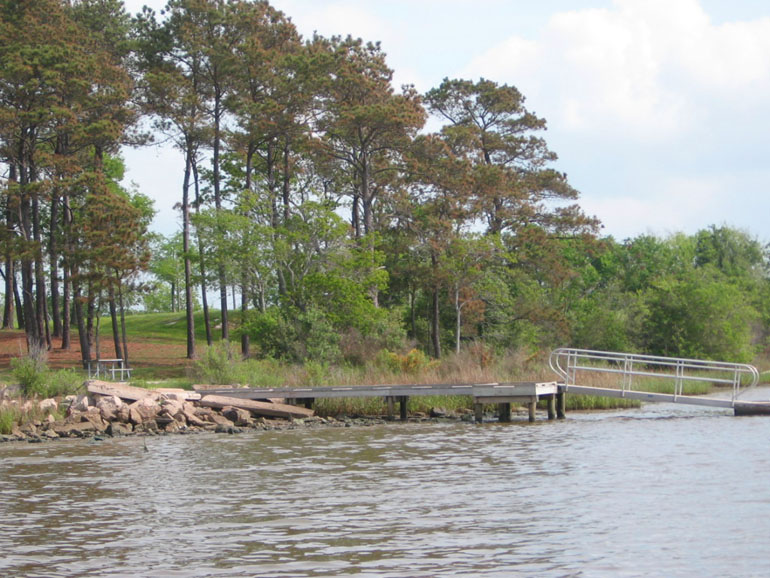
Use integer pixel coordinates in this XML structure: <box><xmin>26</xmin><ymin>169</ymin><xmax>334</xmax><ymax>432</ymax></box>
<box><xmin>1</xmin><ymin>405</ymin><xmax>770</xmax><ymax>577</ymax></box>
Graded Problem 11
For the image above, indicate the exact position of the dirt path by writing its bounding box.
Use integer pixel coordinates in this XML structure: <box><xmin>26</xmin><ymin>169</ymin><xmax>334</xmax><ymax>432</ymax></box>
<box><xmin>0</xmin><ymin>329</ymin><xmax>191</xmax><ymax>372</ymax></box>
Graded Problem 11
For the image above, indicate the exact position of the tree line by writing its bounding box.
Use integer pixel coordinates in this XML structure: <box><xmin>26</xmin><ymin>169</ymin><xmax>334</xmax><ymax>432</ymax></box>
<box><xmin>1</xmin><ymin>0</ymin><xmax>767</xmax><ymax>367</ymax></box>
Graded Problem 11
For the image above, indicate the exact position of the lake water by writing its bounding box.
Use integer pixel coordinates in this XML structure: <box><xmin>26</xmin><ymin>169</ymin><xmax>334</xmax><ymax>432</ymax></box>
<box><xmin>2</xmin><ymin>394</ymin><xmax>770</xmax><ymax>577</ymax></box>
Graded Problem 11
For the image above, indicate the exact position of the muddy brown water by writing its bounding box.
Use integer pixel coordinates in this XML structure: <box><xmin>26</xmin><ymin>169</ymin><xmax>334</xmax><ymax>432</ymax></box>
<box><xmin>2</xmin><ymin>394</ymin><xmax>770</xmax><ymax>577</ymax></box>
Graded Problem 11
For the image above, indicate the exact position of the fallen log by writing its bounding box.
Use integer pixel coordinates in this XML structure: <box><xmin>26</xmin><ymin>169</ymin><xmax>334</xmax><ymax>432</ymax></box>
<box><xmin>198</xmin><ymin>394</ymin><xmax>314</xmax><ymax>419</ymax></box>
<box><xmin>87</xmin><ymin>381</ymin><xmax>158</xmax><ymax>402</ymax></box>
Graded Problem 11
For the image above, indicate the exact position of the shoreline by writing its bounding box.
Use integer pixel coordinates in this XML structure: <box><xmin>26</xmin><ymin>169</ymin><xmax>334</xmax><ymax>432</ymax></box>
<box><xmin>1</xmin><ymin>380</ymin><xmax>514</xmax><ymax>444</ymax></box>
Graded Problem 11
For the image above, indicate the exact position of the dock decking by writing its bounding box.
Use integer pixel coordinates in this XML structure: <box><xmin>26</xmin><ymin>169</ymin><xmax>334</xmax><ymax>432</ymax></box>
<box><xmin>194</xmin><ymin>382</ymin><xmax>563</xmax><ymax>423</ymax></box>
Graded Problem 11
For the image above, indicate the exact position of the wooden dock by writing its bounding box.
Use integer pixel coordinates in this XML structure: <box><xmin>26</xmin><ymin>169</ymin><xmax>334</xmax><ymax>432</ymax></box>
<box><xmin>193</xmin><ymin>382</ymin><xmax>563</xmax><ymax>423</ymax></box>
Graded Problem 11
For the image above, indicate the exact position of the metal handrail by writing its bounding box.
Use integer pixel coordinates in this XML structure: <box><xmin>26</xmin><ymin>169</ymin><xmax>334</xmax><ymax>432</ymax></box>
<box><xmin>549</xmin><ymin>348</ymin><xmax>759</xmax><ymax>403</ymax></box>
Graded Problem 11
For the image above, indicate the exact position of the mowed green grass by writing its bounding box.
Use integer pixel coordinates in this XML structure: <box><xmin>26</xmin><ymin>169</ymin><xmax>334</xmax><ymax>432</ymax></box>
<box><xmin>121</xmin><ymin>310</ymin><xmax>238</xmax><ymax>343</ymax></box>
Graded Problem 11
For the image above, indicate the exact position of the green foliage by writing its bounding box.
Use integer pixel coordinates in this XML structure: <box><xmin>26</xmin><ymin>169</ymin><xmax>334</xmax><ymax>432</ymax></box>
<box><xmin>0</xmin><ymin>407</ymin><xmax>20</xmax><ymax>435</ymax></box>
<box><xmin>10</xmin><ymin>353</ymin><xmax>82</xmax><ymax>398</ymax></box>
<box><xmin>44</xmin><ymin>369</ymin><xmax>84</xmax><ymax>398</ymax></box>
<box><xmin>10</xmin><ymin>355</ymin><xmax>48</xmax><ymax>398</ymax></box>
<box><xmin>380</xmin><ymin>349</ymin><xmax>439</xmax><ymax>375</ymax></box>
<box><xmin>641</xmin><ymin>267</ymin><xmax>758</xmax><ymax>362</ymax></box>
<box><xmin>194</xmin><ymin>341</ymin><xmax>243</xmax><ymax>385</ymax></box>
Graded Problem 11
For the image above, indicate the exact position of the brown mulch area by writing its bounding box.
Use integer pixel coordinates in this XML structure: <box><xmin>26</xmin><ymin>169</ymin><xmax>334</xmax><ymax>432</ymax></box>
<box><xmin>0</xmin><ymin>329</ymin><xmax>192</xmax><ymax>371</ymax></box>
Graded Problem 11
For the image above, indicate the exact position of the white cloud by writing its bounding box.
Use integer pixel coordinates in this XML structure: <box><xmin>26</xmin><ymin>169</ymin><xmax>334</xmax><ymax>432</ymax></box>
<box><xmin>464</xmin><ymin>0</ymin><xmax>770</xmax><ymax>142</ymax></box>
<box><xmin>581</xmin><ymin>175</ymin><xmax>724</xmax><ymax>238</ymax></box>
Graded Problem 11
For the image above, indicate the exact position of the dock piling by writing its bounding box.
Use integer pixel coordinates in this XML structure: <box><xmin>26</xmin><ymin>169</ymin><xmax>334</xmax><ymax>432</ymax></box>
<box><xmin>556</xmin><ymin>392</ymin><xmax>566</xmax><ymax>419</ymax></box>
<box><xmin>528</xmin><ymin>400</ymin><xmax>536</xmax><ymax>422</ymax></box>
<box><xmin>547</xmin><ymin>396</ymin><xmax>556</xmax><ymax>420</ymax></box>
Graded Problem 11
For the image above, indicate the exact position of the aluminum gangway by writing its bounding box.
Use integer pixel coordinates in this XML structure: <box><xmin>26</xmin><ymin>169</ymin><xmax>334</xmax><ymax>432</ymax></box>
<box><xmin>549</xmin><ymin>348</ymin><xmax>769</xmax><ymax>414</ymax></box>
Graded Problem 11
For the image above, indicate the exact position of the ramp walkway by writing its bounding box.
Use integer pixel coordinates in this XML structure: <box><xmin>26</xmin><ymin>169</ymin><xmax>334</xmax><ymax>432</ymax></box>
<box><xmin>549</xmin><ymin>348</ymin><xmax>770</xmax><ymax>415</ymax></box>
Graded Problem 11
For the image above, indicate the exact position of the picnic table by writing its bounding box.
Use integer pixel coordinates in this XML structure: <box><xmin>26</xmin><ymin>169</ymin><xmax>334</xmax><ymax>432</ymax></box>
<box><xmin>86</xmin><ymin>358</ymin><xmax>132</xmax><ymax>381</ymax></box>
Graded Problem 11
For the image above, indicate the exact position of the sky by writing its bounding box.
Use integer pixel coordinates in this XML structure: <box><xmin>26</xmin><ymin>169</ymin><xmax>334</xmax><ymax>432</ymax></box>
<box><xmin>121</xmin><ymin>0</ymin><xmax>770</xmax><ymax>242</ymax></box>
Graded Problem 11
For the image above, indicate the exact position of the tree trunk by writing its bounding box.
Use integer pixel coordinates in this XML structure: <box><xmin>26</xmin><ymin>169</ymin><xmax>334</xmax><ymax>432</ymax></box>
<box><xmin>73</xmin><ymin>275</ymin><xmax>90</xmax><ymax>365</ymax></box>
<box><xmin>454</xmin><ymin>285</ymin><xmax>461</xmax><ymax>355</ymax></box>
<box><xmin>49</xmin><ymin>192</ymin><xmax>61</xmax><ymax>338</ymax></box>
<box><xmin>32</xmin><ymin>192</ymin><xmax>49</xmax><ymax>349</ymax></box>
<box><xmin>3</xmin><ymin>194</ymin><xmax>15</xmax><ymax>329</ymax></box>
<box><xmin>13</xmin><ymin>264</ymin><xmax>24</xmax><ymax>330</ymax></box>
<box><xmin>352</xmin><ymin>194</ymin><xmax>361</xmax><ymax>240</ymax></box>
<box><xmin>2</xmin><ymin>258</ymin><xmax>13</xmax><ymax>329</ymax></box>
<box><xmin>430</xmin><ymin>253</ymin><xmax>441</xmax><ymax>358</ymax></box>
<box><xmin>267</xmin><ymin>141</ymin><xmax>287</xmax><ymax>297</ymax></box>
<box><xmin>86</xmin><ymin>280</ymin><xmax>96</xmax><ymax>355</ymax></box>
<box><xmin>282</xmin><ymin>141</ymin><xmax>291</xmax><ymax>223</ymax></box>
<box><xmin>18</xmin><ymin>161</ymin><xmax>44</xmax><ymax>350</ymax></box>
<box><xmin>213</xmin><ymin>89</ymin><xmax>228</xmax><ymax>341</ymax></box>
<box><xmin>109</xmin><ymin>285</ymin><xmax>122</xmax><ymax>359</ymax></box>
<box><xmin>241</xmin><ymin>284</ymin><xmax>250</xmax><ymax>358</ymax></box>
<box><xmin>192</xmin><ymin>158</ymin><xmax>212</xmax><ymax>346</ymax></box>
<box><xmin>183</xmin><ymin>144</ymin><xmax>196</xmax><ymax>359</ymax></box>
<box><xmin>118</xmin><ymin>280</ymin><xmax>129</xmax><ymax>366</ymax></box>
<box><xmin>431</xmin><ymin>286</ymin><xmax>441</xmax><ymax>359</ymax></box>
<box><xmin>61</xmin><ymin>194</ymin><xmax>71</xmax><ymax>349</ymax></box>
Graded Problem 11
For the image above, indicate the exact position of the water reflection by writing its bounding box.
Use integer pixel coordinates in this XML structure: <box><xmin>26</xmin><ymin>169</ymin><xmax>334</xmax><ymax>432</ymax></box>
<box><xmin>1</xmin><ymin>400</ymin><xmax>769</xmax><ymax>577</ymax></box>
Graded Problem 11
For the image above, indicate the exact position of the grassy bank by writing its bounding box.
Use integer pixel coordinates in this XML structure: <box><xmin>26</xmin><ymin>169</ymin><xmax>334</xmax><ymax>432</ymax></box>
<box><xmin>4</xmin><ymin>311</ymin><xmax>769</xmax><ymax>419</ymax></box>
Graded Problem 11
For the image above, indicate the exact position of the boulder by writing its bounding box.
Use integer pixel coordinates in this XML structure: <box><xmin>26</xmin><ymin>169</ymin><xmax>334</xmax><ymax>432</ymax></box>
<box><xmin>81</xmin><ymin>407</ymin><xmax>108</xmax><ymax>433</ymax></box>
<box><xmin>69</xmin><ymin>394</ymin><xmax>91</xmax><ymax>414</ymax></box>
<box><xmin>163</xmin><ymin>420</ymin><xmax>184</xmax><ymax>434</ymax></box>
<box><xmin>38</xmin><ymin>398</ymin><xmax>58</xmax><ymax>413</ymax></box>
<box><xmin>159</xmin><ymin>398</ymin><xmax>185</xmax><ymax>421</ymax></box>
<box><xmin>222</xmin><ymin>406</ymin><xmax>254</xmax><ymax>427</ymax></box>
<box><xmin>96</xmin><ymin>395</ymin><xmax>124</xmax><ymax>422</ymax></box>
<box><xmin>116</xmin><ymin>404</ymin><xmax>131</xmax><ymax>423</ymax></box>
<box><xmin>207</xmin><ymin>413</ymin><xmax>235</xmax><ymax>428</ymax></box>
<box><xmin>52</xmin><ymin>421</ymin><xmax>97</xmax><ymax>437</ymax></box>
<box><xmin>106</xmin><ymin>422</ymin><xmax>132</xmax><ymax>436</ymax></box>
<box><xmin>181</xmin><ymin>406</ymin><xmax>208</xmax><ymax>427</ymax></box>
<box><xmin>128</xmin><ymin>397</ymin><xmax>160</xmax><ymax>425</ymax></box>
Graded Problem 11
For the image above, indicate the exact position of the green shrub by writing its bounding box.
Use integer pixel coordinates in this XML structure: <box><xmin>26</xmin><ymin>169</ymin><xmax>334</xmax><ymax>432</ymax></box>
<box><xmin>195</xmin><ymin>341</ymin><xmax>244</xmax><ymax>385</ymax></box>
<box><xmin>10</xmin><ymin>351</ymin><xmax>48</xmax><ymax>397</ymax></box>
<box><xmin>45</xmin><ymin>369</ymin><xmax>83</xmax><ymax>397</ymax></box>
<box><xmin>381</xmin><ymin>348</ymin><xmax>438</xmax><ymax>375</ymax></box>
<box><xmin>0</xmin><ymin>407</ymin><xmax>20</xmax><ymax>435</ymax></box>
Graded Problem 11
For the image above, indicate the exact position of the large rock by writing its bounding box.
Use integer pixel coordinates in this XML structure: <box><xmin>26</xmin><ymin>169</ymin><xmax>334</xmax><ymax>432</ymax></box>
<box><xmin>38</xmin><ymin>398</ymin><xmax>58</xmax><ymax>413</ymax></box>
<box><xmin>159</xmin><ymin>399</ymin><xmax>185</xmax><ymax>421</ymax></box>
<box><xmin>81</xmin><ymin>407</ymin><xmax>108</xmax><ymax>433</ymax></box>
<box><xmin>181</xmin><ymin>407</ymin><xmax>208</xmax><ymax>427</ymax></box>
<box><xmin>68</xmin><ymin>395</ymin><xmax>91</xmax><ymax>414</ymax></box>
<box><xmin>222</xmin><ymin>406</ymin><xmax>254</xmax><ymax>427</ymax></box>
<box><xmin>96</xmin><ymin>395</ymin><xmax>124</xmax><ymax>422</ymax></box>
<box><xmin>106</xmin><ymin>422</ymin><xmax>132</xmax><ymax>436</ymax></box>
<box><xmin>52</xmin><ymin>421</ymin><xmax>97</xmax><ymax>437</ymax></box>
<box><xmin>128</xmin><ymin>397</ymin><xmax>160</xmax><ymax>425</ymax></box>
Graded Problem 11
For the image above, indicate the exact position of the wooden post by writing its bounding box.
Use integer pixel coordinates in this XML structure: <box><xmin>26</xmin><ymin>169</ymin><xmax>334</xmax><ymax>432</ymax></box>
<box><xmin>528</xmin><ymin>400</ymin><xmax>536</xmax><ymax>423</ymax></box>
<box><xmin>547</xmin><ymin>395</ymin><xmax>556</xmax><ymax>420</ymax></box>
<box><xmin>303</xmin><ymin>398</ymin><xmax>314</xmax><ymax>410</ymax></box>
<box><xmin>474</xmin><ymin>402</ymin><xmax>484</xmax><ymax>424</ymax></box>
<box><xmin>498</xmin><ymin>402</ymin><xmax>511</xmax><ymax>422</ymax></box>
<box><xmin>399</xmin><ymin>396</ymin><xmax>409</xmax><ymax>421</ymax></box>
<box><xmin>556</xmin><ymin>392</ymin><xmax>566</xmax><ymax>419</ymax></box>
<box><xmin>386</xmin><ymin>396</ymin><xmax>395</xmax><ymax>420</ymax></box>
